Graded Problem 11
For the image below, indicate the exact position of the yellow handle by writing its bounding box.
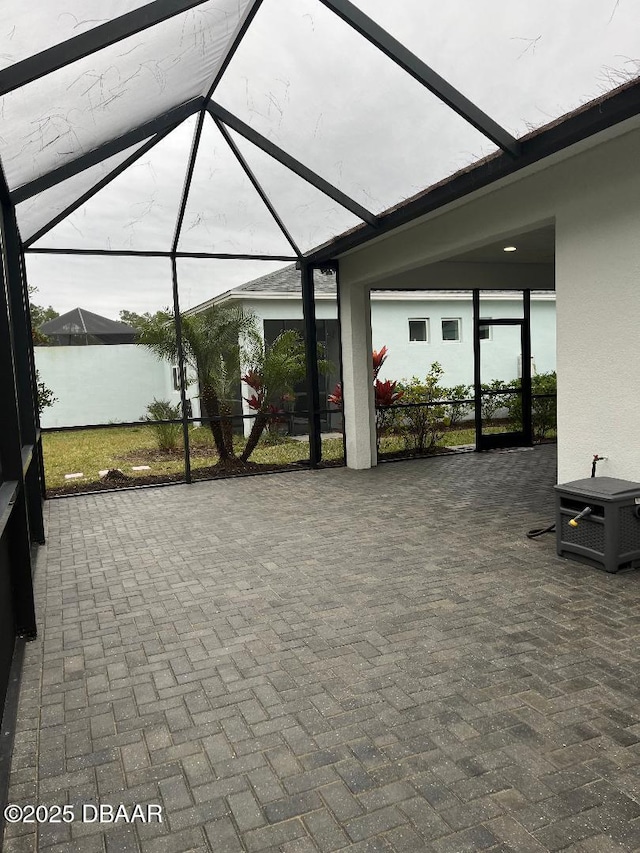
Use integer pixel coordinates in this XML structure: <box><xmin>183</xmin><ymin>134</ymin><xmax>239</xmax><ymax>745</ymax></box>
<box><xmin>569</xmin><ymin>519</ymin><xmax>579</xmax><ymax>528</ymax></box>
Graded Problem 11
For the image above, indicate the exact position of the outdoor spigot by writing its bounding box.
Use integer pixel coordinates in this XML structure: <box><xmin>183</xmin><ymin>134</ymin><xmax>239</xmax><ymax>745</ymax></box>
<box><xmin>569</xmin><ymin>506</ymin><xmax>592</xmax><ymax>527</ymax></box>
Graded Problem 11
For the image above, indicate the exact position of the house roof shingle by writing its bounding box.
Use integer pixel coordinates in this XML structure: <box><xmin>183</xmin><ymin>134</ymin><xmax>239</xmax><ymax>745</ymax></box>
<box><xmin>231</xmin><ymin>264</ymin><xmax>337</xmax><ymax>295</ymax></box>
<box><xmin>212</xmin><ymin>264</ymin><xmax>554</xmax><ymax>302</ymax></box>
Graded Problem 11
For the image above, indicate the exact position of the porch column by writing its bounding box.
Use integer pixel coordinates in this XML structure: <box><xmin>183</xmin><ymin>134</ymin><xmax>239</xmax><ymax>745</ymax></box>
<box><xmin>338</xmin><ymin>277</ymin><xmax>376</xmax><ymax>469</ymax></box>
<box><xmin>556</xmin><ymin>189</ymin><xmax>640</xmax><ymax>482</ymax></box>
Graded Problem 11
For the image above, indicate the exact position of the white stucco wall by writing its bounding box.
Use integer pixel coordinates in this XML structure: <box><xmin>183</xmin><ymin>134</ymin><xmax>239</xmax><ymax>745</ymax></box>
<box><xmin>239</xmin><ymin>296</ymin><xmax>338</xmax><ymax>322</ymax></box>
<box><xmin>371</xmin><ymin>295</ymin><xmax>556</xmax><ymax>386</ymax></box>
<box><xmin>338</xmin><ymin>116</ymin><xmax>640</xmax><ymax>481</ymax></box>
<box><xmin>238</xmin><ymin>294</ymin><xmax>556</xmax><ymax>389</ymax></box>
<box><xmin>555</xmin><ymin>168</ymin><xmax>640</xmax><ymax>485</ymax></box>
<box><xmin>35</xmin><ymin>345</ymin><xmax>192</xmax><ymax>428</ymax></box>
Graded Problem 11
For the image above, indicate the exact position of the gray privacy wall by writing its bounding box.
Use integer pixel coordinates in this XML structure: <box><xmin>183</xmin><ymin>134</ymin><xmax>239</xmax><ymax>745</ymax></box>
<box><xmin>34</xmin><ymin>345</ymin><xmax>182</xmax><ymax>427</ymax></box>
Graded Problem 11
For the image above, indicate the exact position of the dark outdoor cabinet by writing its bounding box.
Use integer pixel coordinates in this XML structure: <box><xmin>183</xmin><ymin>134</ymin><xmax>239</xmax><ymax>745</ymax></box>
<box><xmin>554</xmin><ymin>477</ymin><xmax>640</xmax><ymax>573</ymax></box>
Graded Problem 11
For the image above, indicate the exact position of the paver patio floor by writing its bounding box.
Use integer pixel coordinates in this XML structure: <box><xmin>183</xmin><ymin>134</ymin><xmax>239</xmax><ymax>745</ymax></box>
<box><xmin>5</xmin><ymin>445</ymin><xmax>640</xmax><ymax>852</ymax></box>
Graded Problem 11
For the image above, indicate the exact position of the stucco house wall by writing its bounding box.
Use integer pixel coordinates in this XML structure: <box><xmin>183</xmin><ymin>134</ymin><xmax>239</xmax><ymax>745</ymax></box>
<box><xmin>233</xmin><ymin>291</ymin><xmax>556</xmax><ymax>390</ymax></box>
<box><xmin>336</xmin><ymin>116</ymin><xmax>640</xmax><ymax>482</ymax></box>
<box><xmin>35</xmin><ymin>345</ymin><xmax>194</xmax><ymax>428</ymax></box>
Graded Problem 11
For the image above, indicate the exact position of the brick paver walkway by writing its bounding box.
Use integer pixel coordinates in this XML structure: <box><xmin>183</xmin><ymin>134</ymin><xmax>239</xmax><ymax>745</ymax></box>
<box><xmin>5</xmin><ymin>446</ymin><xmax>640</xmax><ymax>852</ymax></box>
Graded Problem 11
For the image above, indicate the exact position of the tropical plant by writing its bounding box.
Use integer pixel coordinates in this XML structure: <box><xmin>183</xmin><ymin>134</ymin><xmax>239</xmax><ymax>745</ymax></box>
<box><xmin>35</xmin><ymin>369</ymin><xmax>57</xmax><ymax>414</ymax></box>
<box><xmin>242</xmin><ymin>329</ymin><xmax>329</xmax><ymax>460</ymax></box>
<box><xmin>139</xmin><ymin>304</ymin><xmax>256</xmax><ymax>466</ymax></box>
<box><xmin>328</xmin><ymin>346</ymin><xmax>403</xmax><ymax>447</ymax></box>
<box><xmin>144</xmin><ymin>399</ymin><xmax>182</xmax><ymax>451</ymax></box>
<box><xmin>505</xmin><ymin>371</ymin><xmax>557</xmax><ymax>441</ymax></box>
<box><xmin>480</xmin><ymin>379</ymin><xmax>509</xmax><ymax>425</ymax></box>
<box><xmin>397</xmin><ymin>362</ymin><xmax>449</xmax><ymax>453</ymax></box>
<box><xmin>443</xmin><ymin>383</ymin><xmax>473</xmax><ymax>428</ymax></box>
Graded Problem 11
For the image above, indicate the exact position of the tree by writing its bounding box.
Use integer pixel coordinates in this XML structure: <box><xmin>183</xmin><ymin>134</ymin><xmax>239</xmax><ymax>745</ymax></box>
<box><xmin>29</xmin><ymin>289</ymin><xmax>59</xmax><ymax>345</ymax></box>
<box><xmin>119</xmin><ymin>309</ymin><xmax>172</xmax><ymax>335</ymax></box>
<box><xmin>35</xmin><ymin>369</ymin><xmax>57</xmax><ymax>414</ymax></box>
<box><xmin>139</xmin><ymin>304</ymin><xmax>257</xmax><ymax>467</ymax></box>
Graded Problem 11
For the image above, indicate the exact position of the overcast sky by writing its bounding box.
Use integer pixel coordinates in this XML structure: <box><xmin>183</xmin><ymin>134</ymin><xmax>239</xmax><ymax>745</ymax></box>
<box><xmin>6</xmin><ymin>0</ymin><xmax>639</xmax><ymax>318</ymax></box>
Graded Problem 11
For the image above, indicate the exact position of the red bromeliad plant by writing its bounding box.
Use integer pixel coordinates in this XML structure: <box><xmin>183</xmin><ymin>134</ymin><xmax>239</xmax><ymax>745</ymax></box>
<box><xmin>328</xmin><ymin>345</ymin><xmax>403</xmax><ymax>408</ymax></box>
<box><xmin>242</xmin><ymin>372</ymin><xmax>292</xmax><ymax>437</ymax></box>
<box><xmin>328</xmin><ymin>345</ymin><xmax>402</xmax><ymax>448</ymax></box>
<box><xmin>372</xmin><ymin>345</ymin><xmax>387</xmax><ymax>380</ymax></box>
<box><xmin>374</xmin><ymin>378</ymin><xmax>403</xmax><ymax>407</ymax></box>
<box><xmin>240</xmin><ymin>329</ymin><xmax>312</xmax><ymax>460</ymax></box>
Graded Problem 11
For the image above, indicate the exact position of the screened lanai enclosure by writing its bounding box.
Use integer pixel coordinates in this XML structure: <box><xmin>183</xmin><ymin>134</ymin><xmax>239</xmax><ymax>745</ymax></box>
<box><xmin>3</xmin><ymin>0</ymin><xmax>640</xmax><ymax>800</ymax></box>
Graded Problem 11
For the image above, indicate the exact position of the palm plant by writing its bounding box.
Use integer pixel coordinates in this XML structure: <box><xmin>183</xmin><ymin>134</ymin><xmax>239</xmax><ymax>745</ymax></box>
<box><xmin>241</xmin><ymin>329</ymin><xmax>311</xmax><ymax>461</ymax></box>
<box><xmin>139</xmin><ymin>304</ymin><xmax>257</xmax><ymax>464</ymax></box>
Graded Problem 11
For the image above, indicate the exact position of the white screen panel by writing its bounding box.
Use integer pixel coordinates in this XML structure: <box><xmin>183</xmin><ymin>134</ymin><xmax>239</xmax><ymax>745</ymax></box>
<box><xmin>214</xmin><ymin>0</ymin><xmax>494</xmax><ymax>216</ymax></box>
<box><xmin>26</xmin><ymin>254</ymin><xmax>175</xmax><ymax>430</ymax></box>
<box><xmin>16</xmin><ymin>137</ymin><xmax>152</xmax><ymax>243</ymax></box>
<box><xmin>229</xmin><ymin>130</ymin><xmax>364</xmax><ymax>254</ymax></box>
<box><xmin>2</xmin><ymin>0</ymin><xmax>254</xmax><ymax>192</ymax></box>
<box><xmin>0</xmin><ymin>1</ymin><xmax>151</xmax><ymax>69</ymax></box>
<box><xmin>176</xmin><ymin>258</ymin><xmax>290</xmax><ymax>311</ymax></box>
<box><xmin>348</xmin><ymin>0</ymin><xmax>640</xmax><ymax>137</ymax></box>
<box><xmin>32</xmin><ymin>118</ymin><xmax>196</xmax><ymax>251</ymax></box>
<box><xmin>25</xmin><ymin>253</ymin><xmax>173</xmax><ymax>317</ymax></box>
<box><xmin>178</xmin><ymin>115</ymin><xmax>295</xmax><ymax>256</ymax></box>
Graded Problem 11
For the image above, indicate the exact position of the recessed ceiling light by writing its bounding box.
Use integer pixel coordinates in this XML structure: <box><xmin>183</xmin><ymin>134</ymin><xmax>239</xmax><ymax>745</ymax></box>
<box><xmin>503</xmin><ymin>245</ymin><xmax>517</xmax><ymax>252</ymax></box>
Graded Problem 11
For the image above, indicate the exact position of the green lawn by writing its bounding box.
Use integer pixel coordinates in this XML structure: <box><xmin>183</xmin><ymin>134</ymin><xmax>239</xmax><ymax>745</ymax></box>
<box><xmin>42</xmin><ymin>420</ymin><xmax>553</xmax><ymax>492</ymax></box>
<box><xmin>42</xmin><ymin>425</ymin><xmax>345</xmax><ymax>490</ymax></box>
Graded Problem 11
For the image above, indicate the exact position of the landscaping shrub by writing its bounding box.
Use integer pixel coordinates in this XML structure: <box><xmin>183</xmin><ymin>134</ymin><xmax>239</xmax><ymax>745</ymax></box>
<box><xmin>443</xmin><ymin>383</ymin><xmax>473</xmax><ymax>428</ymax></box>
<box><xmin>397</xmin><ymin>362</ymin><xmax>449</xmax><ymax>453</ymax></box>
<box><xmin>479</xmin><ymin>379</ymin><xmax>511</xmax><ymax>425</ymax></box>
<box><xmin>505</xmin><ymin>371</ymin><xmax>557</xmax><ymax>440</ymax></box>
<box><xmin>144</xmin><ymin>399</ymin><xmax>182</xmax><ymax>451</ymax></box>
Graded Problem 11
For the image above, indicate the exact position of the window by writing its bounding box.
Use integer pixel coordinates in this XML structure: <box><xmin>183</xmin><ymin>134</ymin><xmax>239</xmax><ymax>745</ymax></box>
<box><xmin>479</xmin><ymin>321</ymin><xmax>492</xmax><ymax>340</ymax></box>
<box><xmin>441</xmin><ymin>318</ymin><xmax>461</xmax><ymax>341</ymax></box>
<box><xmin>171</xmin><ymin>365</ymin><xmax>180</xmax><ymax>391</ymax></box>
<box><xmin>408</xmin><ymin>318</ymin><xmax>429</xmax><ymax>342</ymax></box>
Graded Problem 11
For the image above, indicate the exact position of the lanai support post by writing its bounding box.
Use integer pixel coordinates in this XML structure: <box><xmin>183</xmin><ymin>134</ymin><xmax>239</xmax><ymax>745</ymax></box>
<box><xmin>170</xmin><ymin>257</ymin><xmax>192</xmax><ymax>484</ymax></box>
<box><xmin>0</xmin><ymin>188</ymin><xmax>37</xmax><ymax>639</ymax></box>
<box><xmin>301</xmin><ymin>262</ymin><xmax>322</xmax><ymax>468</ymax></box>
<box><xmin>338</xmin><ymin>278</ymin><xmax>376</xmax><ymax>469</ymax></box>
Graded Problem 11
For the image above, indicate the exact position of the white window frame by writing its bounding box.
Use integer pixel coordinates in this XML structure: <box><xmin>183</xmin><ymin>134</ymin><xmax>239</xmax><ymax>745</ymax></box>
<box><xmin>441</xmin><ymin>318</ymin><xmax>462</xmax><ymax>342</ymax></box>
<box><xmin>408</xmin><ymin>318</ymin><xmax>429</xmax><ymax>343</ymax></box>
<box><xmin>171</xmin><ymin>365</ymin><xmax>181</xmax><ymax>391</ymax></box>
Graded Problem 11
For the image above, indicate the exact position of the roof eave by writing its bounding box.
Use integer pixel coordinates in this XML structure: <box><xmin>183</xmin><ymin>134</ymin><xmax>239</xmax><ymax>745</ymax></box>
<box><xmin>304</xmin><ymin>76</ymin><xmax>640</xmax><ymax>264</ymax></box>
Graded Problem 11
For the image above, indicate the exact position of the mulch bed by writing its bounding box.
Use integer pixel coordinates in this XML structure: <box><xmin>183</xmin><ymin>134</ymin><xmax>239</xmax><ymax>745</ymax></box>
<box><xmin>46</xmin><ymin>459</ymin><xmax>344</xmax><ymax>498</ymax></box>
<box><xmin>378</xmin><ymin>446</ymin><xmax>456</xmax><ymax>462</ymax></box>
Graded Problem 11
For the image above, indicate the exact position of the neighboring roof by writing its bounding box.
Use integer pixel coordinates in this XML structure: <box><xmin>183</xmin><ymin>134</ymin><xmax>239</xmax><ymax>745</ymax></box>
<box><xmin>39</xmin><ymin>308</ymin><xmax>136</xmax><ymax>337</ymax></box>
